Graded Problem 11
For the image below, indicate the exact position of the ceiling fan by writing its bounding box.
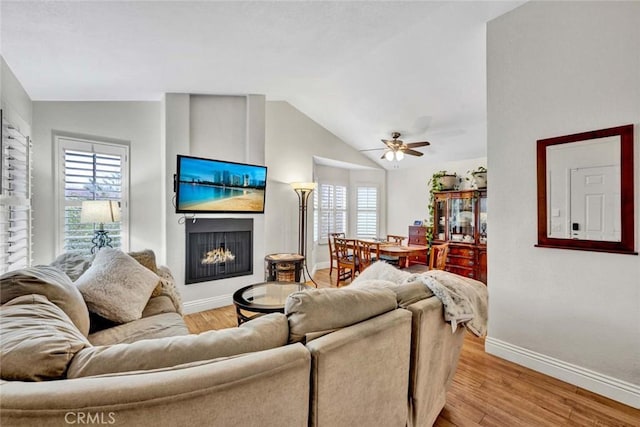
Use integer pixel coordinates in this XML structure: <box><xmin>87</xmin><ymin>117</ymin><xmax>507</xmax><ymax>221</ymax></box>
<box><xmin>361</xmin><ymin>132</ymin><xmax>431</xmax><ymax>161</ymax></box>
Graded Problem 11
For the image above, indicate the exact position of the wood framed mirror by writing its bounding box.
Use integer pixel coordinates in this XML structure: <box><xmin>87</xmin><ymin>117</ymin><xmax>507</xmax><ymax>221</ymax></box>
<box><xmin>536</xmin><ymin>124</ymin><xmax>636</xmax><ymax>254</ymax></box>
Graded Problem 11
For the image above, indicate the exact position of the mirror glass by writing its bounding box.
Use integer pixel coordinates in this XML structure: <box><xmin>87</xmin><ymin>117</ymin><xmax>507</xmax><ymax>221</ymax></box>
<box><xmin>536</xmin><ymin>124</ymin><xmax>636</xmax><ymax>254</ymax></box>
<box><xmin>546</xmin><ymin>136</ymin><xmax>620</xmax><ymax>241</ymax></box>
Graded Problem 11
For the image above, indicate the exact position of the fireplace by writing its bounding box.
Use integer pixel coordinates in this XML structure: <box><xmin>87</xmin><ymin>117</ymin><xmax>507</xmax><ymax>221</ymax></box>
<box><xmin>185</xmin><ymin>218</ymin><xmax>253</xmax><ymax>284</ymax></box>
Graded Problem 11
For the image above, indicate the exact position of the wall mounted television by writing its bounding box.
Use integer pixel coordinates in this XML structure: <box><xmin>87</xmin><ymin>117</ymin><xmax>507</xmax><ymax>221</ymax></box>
<box><xmin>175</xmin><ymin>155</ymin><xmax>267</xmax><ymax>214</ymax></box>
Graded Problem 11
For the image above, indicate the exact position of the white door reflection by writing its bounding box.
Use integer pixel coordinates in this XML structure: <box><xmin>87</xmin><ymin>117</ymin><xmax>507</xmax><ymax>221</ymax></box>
<box><xmin>546</xmin><ymin>136</ymin><xmax>621</xmax><ymax>242</ymax></box>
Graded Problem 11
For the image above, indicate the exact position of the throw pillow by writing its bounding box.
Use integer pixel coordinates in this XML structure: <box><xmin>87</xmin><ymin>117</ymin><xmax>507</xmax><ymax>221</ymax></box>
<box><xmin>0</xmin><ymin>265</ymin><xmax>91</xmax><ymax>336</ymax></box>
<box><xmin>128</xmin><ymin>249</ymin><xmax>163</xmax><ymax>297</ymax></box>
<box><xmin>0</xmin><ymin>294</ymin><xmax>90</xmax><ymax>381</ymax></box>
<box><xmin>128</xmin><ymin>249</ymin><xmax>158</xmax><ymax>273</ymax></box>
<box><xmin>285</xmin><ymin>287</ymin><xmax>397</xmax><ymax>343</ymax></box>
<box><xmin>50</xmin><ymin>251</ymin><xmax>94</xmax><ymax>281</ymax></box>
<box><xmin>75</xmin><ymin>248</ymin><xmax>160</xmax><ymax>323</ymax></box>
<box><xmin>68</xmin><ymin>313</ymin><xmax>289</xmax><ymax>378</ymax></box>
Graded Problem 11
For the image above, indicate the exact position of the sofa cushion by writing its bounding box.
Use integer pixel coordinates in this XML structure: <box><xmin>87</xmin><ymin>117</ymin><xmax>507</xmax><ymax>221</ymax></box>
<box><xmin>0</xmin><ymin>294</ymin><xmax>90</xmax><ymax>381</ymax></box>
<box><xmin>68</xmin><ymin>313</ymin><xmax>289</xmax><ymax>377</ymax></box>
<box><xmin>0</xmin><ymin>265</ymin><xmax>91</xmax><ymax>336</ymax></box>
<box><xmin>50</xmin><ymin>251</ymin><xmax>94</xmax><ymax>281</ymax></box>
<box><xmin>75</xmin><ymin>248</ymin><xmax>160</xmax><ymax>323</ymax></box>
<box><xmin>285</xmin><ymin>287</ymin><xmax>397</xmax><ymax>343</ymax></box>
<box><xmin>88</xmin><ymin>312</ymin><xmax>188</xmax><ymax>346</ymax></box>
<box><xmin>351</xmin><ymin>279</ymin><xmax>433</xmax><ymax>307</ymax></box>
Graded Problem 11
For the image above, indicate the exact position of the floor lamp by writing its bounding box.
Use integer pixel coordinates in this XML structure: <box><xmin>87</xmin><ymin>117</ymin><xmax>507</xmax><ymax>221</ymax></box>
<box><xmin>291</xmin><ymin>182</ymin><xmax>317</xmax><ymax>284</ymax></box>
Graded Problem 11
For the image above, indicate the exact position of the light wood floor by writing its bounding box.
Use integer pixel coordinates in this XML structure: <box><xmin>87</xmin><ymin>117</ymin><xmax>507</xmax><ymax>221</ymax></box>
<box><xmin>184</xmin><ymin>269</ymin><xmax>639</xmax><ymax>426</ymax></box>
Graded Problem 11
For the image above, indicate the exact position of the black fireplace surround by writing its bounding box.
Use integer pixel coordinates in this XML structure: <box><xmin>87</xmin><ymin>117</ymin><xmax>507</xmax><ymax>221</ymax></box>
<box><xmin>185</xmin><ymin>218</ymin><xmax>253</xmax><ymax>284</ymax></box>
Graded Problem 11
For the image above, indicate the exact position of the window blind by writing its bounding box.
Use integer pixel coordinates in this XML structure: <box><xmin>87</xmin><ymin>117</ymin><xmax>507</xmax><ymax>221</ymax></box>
<box><xmin>57</xmin><ymin>138</ymin><xmax>128</xmax><ymax>253</ymax></box>
<box><xmin>356</xmin><ymin>186</ymin><xmax>378</xmax><ymax>239</ymax></box>
<box><xmin>1</xmin><ymin>111</ymin><xmax>32</xmax><ymax>273</ymax></box>
<box><xmin>316</xmin><ymin>183</ymin><xmax>347</xmax><ymax>243</ymax></box>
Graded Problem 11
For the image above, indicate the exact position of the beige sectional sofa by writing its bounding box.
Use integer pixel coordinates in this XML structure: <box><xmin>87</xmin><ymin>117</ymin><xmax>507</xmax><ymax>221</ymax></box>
<box><xmin>1</xmin><ymin>253</ymin><xmax>474</xmax><ymax>427</ymax></box>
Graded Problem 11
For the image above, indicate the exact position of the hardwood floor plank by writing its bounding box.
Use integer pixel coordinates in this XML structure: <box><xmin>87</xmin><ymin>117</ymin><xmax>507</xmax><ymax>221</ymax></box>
<box><xmin>183</xmin><ymin>268</ymin><xmax>640</xmax><ymax>426</ymax></box>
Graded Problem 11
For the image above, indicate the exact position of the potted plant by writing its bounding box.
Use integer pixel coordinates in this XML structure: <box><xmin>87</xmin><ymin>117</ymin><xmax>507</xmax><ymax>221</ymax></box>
<box><xmin>467</xmin><ymin>166</ymin><xmax>487</xmax><ymax>189</ymax></box>
<box><xmin>431</xmin><ymin>171</ymin><xmax>458</xmax><ymax>191</ymax></box>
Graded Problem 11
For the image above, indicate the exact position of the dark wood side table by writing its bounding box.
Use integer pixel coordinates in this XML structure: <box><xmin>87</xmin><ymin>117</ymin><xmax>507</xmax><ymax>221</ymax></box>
<box><xmin>232</xmin><ymin>281</ymin><xmax>309</xmax><ymax>325</ymax></box>
<box><xmin>264</xmin><ymin>253</ymin><xmax>305</xmax><ymax>282</ymax></box>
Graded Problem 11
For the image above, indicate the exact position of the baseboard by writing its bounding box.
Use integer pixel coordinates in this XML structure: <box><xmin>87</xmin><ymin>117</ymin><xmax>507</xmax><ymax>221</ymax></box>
<box><xmin>485</xmin><ymin>337</ymin><xmax>640</xmax><ymax>408</ymax></box>
<box><xmin>183</xmin><ymin>294</ymin><xmax>233</xmax><ymax>315</ymax></box>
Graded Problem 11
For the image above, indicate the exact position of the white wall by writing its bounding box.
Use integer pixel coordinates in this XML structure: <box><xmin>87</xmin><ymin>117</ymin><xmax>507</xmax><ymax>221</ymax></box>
<box><xmin>31</xmin><ymin>101</ymin><xmax>162</xmax><ymax>265</ymax></box>
<box><xmin>1</xmin><ymin>57</ymin><xmax>32</xmax><ymax>133</ymax></box>
<box><xmin>487</xmin><ymin>1</ymin><xmax>640</xmax><ymax>407</ymax></box>
<box><xmin>163</xmin><ymin>94</ymin><xmax>266</xmax><ymax>314</ymax></box>
<box><xmin>387</xmin><ymin>157</ymin><xmax>487</xmax><ymax>237</ymax></box>
<box><xmin>265</xmin><ymin>101</ymin><xmax>381</xmax><ymax>264</ymax></box>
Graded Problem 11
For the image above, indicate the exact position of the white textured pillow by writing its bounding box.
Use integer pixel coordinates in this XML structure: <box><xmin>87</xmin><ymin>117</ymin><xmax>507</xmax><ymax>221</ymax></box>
<box><xmin>75</xmin><ymin>248</ymin><xmax>160</xmax><ymax>323</ymax></box>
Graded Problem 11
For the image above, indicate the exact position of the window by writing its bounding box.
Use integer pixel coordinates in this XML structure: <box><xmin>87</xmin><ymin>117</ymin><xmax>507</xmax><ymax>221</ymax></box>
<box><xmin>316</xmin><ymin>183</ymin><xmax>347</xmax><ymax>244</ymax></box>
<box><xmin>55</xmin><ymin>136</ymin><xmax>129</xmax><ymax>253</ymax></box>
<box><xmin>1</xmin><ymin>112</ymin><xmax>31</xmax><ymax>273</ymax></box>
<box><xmin>356</xmin><ymin>186</ymin><xmax>378</xmax><ymax>239</ymax></box>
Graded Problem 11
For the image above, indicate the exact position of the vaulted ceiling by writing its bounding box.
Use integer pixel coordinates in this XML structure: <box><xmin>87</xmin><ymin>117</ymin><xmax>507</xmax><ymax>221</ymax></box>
<box><xmin>1</xmin><ymin>1</ymin><xmax>525</xmax><ymax>169</ymax></box>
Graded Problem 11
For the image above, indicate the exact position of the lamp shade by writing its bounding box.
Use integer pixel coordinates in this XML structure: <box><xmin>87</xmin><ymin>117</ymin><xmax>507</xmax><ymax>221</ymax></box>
<box><xmin>385</xmin><ymin>150</ymin><xmax>395</xmax><ymax>161</ymax></box>
<box><xmin>80</xmin><ymin>200</ymin><xmax>121</xmax><ymax>224</ymax></box>
<box><xmin>290</xmin><ymin>182</ymin><xmax>317</xmax><ymax>192</ymax></box>
<box><xmin>395</xmin><ymin>150</ymin><xmax>405</xmax><ymax>161</ymax></box>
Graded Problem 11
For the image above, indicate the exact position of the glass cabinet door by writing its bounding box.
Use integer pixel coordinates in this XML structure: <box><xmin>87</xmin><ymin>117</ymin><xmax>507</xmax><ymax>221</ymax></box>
<box><xmin>479</xmin><ymin>191</ymin><xmax>487</xmax><ymax>245</ymax></box>
<box><xmin>448</xmin><ymin>194</ymin><xmax>475</xmax><ymax>243</ymax></box>
<box><xmin>434</xmin><ymin>195</ymin><xmax>447</xmax><ymax>241</ymax></box>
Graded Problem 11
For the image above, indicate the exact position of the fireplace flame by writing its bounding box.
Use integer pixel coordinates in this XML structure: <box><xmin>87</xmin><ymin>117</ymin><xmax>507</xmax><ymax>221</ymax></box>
<box><xmin>201</xmin><ymin>247</ymin><xmax>236</xmax><ymax>264</ymax></box>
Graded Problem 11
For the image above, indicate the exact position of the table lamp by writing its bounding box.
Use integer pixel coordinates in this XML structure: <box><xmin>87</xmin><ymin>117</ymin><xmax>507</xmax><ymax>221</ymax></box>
<box><xmin>80</xmin><ymin>200</ymin><xmax>120</xmax><ymax>253</ymax></box>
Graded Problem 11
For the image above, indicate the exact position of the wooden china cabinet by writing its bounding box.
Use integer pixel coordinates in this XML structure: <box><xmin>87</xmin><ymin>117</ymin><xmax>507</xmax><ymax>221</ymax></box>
<box><xmin>428</xmin><ymin>189</ymin><xmax>487</xmax><ymax>284</ymax></box>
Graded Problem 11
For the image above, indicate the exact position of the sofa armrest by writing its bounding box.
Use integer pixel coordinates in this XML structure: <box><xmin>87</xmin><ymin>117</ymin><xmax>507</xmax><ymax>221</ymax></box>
<box><xmin>405</xmin><ymin>296</ymin><xmax>466</xmax><ymax>427</ymax></box>
<box><xmin>0</xmin><ymin>344</ymin><xmax>310</xmax><ymax>427</ymax></box>
<box><xmin>305</xmin><ymin>308</ymin><xmax>412</xmax><ymax>427</ymax></box>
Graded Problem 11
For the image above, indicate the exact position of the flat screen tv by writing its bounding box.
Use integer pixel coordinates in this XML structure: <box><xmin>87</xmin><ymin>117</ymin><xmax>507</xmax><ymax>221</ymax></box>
<box><xmin>175</xmin><ymin>155</ymin><xmax>267</xmax><ymax>214</ymax></box>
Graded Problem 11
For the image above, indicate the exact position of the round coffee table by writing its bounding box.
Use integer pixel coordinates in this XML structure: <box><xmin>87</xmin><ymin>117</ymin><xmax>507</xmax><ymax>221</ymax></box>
<box><xmin>233</xmin><ymin>281</ymin><xmax>309</xmax><ymax>325</ymax></box>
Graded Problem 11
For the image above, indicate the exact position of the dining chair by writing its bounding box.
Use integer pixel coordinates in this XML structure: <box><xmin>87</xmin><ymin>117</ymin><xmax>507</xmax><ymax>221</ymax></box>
<box><xmin>356</xmin><ymin>239</ymin><xmax>380</xmax><ymax>273</ymax></box>
<box><xmin>386</xmin><ymin>234</ymin><xmax>407</xmax><ymax>244</ymax></box>
<box><xmin>328</xmin><ymin>232</ymin><xmax>345</xmax><ymax>276</ymax></box>
<box><xmin>334</xmin><ymin>237</ymin><xmax>357</xmax><ymax>287</ymax></box>
<box><xmin>380</xmin><ymin>234</ymin><xmax>406</xmax><ymax>266</ymax></box>
<box><xmin>428</xmin><ymin>243</ymin><xmax>450</xmax><ymax>270</ymax></box>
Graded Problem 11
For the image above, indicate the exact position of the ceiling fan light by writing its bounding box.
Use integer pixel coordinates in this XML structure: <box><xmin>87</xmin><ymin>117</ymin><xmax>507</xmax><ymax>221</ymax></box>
<box><xmin>395</xmin><ymin>150</ymin><xmax>405</xmax><ymax>161</ymax></box>
<box><xmin>385</xmin><ymin>150</ymin><xmax>395</xmax><ymax>161</ymax></box>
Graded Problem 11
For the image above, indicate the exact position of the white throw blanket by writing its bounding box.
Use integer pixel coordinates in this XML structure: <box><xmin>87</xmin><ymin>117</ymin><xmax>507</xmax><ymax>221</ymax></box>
<box><xmin>402</xmin><ymin>270</ymin><xmax>488</xmax><ymax>336</ymax></box>
<box><xmin>352</xmin><ymin>261</ymin><xmax>489</xmax><ymax>336</ymax></box>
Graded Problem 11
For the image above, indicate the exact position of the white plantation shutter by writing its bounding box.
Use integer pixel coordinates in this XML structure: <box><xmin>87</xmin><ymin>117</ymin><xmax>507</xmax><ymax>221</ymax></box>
<box><xmin>56</xmin><ymin>137</ymin><xmax>129</xmax><ymax>253</ymax></box>
<box><xmin>356</xmin><ymin>186</ymin><xmax>378</xmax><ymax>239</ymax></box>
<box><xmin>1</xmin><ymin>111</ymin><xmax>32</xmax><ymax>273</ymax></box>
<box><xmin>316</xmin><ymin>183</ymin><xmax>347</xmax><ymax>244</ymax></box>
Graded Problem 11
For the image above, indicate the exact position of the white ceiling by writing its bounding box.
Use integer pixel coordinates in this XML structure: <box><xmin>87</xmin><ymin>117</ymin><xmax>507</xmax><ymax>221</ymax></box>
<box><xmin>1</xmin><ymin>0</ymin><xmax>525</xmax><ymax>169</ymax></box>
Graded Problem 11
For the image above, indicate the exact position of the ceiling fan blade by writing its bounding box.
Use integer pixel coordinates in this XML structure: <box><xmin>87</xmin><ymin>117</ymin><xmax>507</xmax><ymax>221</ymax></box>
<box><xmin>403</xmin><ymin>148</ymin><xmax>424</xmax><ymax>157</ymax></box>
<box><xmin>406</xmin><ymin>141</ymin><xmax>430</xmax><ymax>148</ymax></box>
<box><xmin>380</xmin><ymin>151</ymin><xmax>389</xmax><ymax>160</ymax></box>
<box><xmin>382</xmin><ymin>140</ymin><xmax>396</xmax><ymax>149</ymax></box>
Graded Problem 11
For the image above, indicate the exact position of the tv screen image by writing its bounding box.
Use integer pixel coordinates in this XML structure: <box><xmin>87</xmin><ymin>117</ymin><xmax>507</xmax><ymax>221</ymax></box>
<box><xmin>176</xmin><ymin>155</ymin><xmax>267</xmax><ymax>214</ymax></box>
